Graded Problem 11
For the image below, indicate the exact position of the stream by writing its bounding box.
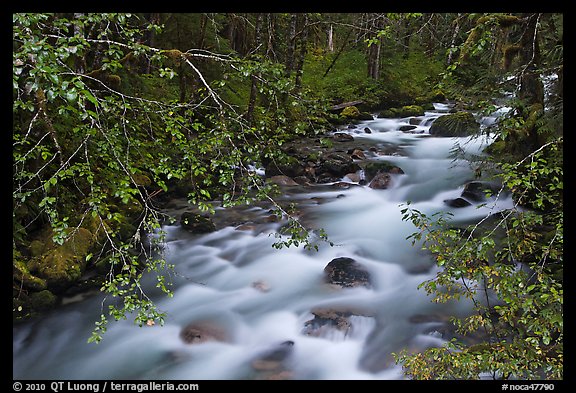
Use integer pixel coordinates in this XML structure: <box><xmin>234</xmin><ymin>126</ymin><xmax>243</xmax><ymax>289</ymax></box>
<box><xmin>13</xmin><ymin>103</ymin><xmax>514</xmax><ymax>380</ymax></box>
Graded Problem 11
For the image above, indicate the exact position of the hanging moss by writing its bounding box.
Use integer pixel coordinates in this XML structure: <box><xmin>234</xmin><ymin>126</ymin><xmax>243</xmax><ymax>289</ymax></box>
<box><xmin>459</xmin><ymin>26</ymin><xmax>482</xmax><ymax>63</ymax></box>
<box><xmin>477</xmin><ymin>14</ymin><xmax>522</xmax><ymax>28</ymax></box>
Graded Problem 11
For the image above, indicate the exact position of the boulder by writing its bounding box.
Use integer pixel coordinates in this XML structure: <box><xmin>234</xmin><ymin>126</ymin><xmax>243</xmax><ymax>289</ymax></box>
<box><xmin>324</xmin><ymin>257</ymin><xmax>372</xmax><ymax>288</ymax></box>
<box><xmin>364</xmin><ymin>127</ymin><xmax>372</xmax><ymax>134</ymax></box>
<box><xmin>398</xmin><ymin>105</ymin><xmax>425</xmax><ymax>117</ymax></box>
<box><xmin>268</xmin><ymin>175</ymin><xmax>299</xmax><ymax>187</ymax></box>
<box><xmin>444</xmin><ymin>197</ymin><xmax>472</xmax><ymax>208</ymax></box>
<box><xmin>399</xmin><ymin>125</ymin><xmax>418</xmax><ymax>132</ymax></box>
<box><xmin>317</xmin><ymin>152</ymin><xmax>361</xmax><ymax>179</ymax></box>
<box><xmin>461</xmin><ymin>181</ymin><xmax>501</xmax><ymax>202</ymax></box>
<box><xmin>340</xmin><ymin>106</ymin><xmax>361</xmax><ymax>119</ymax></box>
<box><xmin>339</xmin><ymin>106</ymin><xmax>372</xmax><ymax>121</ymax></box>
<box><xmin>368</xmin><ymin>172</ymin><xmax>392</xmax><ymax>189</ymax></box>
<box><xmin>27</xmin><ymin>227</ymin><xmax>95</xmax><ymax>291</ymax></box>
<box><xmin>429</xmin><ymin>111</ymin><xmax>480</xmax><ymax>137</ymax></box>
<box><xmin>180</xmin><ymin>212</ymin><xmax>216</xmax><ymax>234</ymax></box>
<box><xmin>332</xmin><ymin>132</ymin><xmax>355</xmax><ymax>142</ymax></box>
<box><xmin>263</xmin><ymin>155</ymin><xmax>305</xmax><ymax>178</ymax></box>
<box><xmin>251</xmin><ymin>340</ymin><xmax>294</xmax><ymax>380</ymax></box>
<box><xmin>303</xmin><ymin>308</ymin><xmax>352</xmax><ymax>337</ymax></box>
<box><xmin>363</xmin><ymin>161</ymin><xmax>404</xmax><ymax>180</ymax></box>
<box><xmin>348</xmin><ymin>149</ymin><xmax>366</xmax><ymax>160</ymax></box>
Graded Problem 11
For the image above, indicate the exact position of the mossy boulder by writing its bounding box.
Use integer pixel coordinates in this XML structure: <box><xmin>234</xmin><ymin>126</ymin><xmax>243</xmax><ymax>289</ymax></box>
<box><xmin>263</xmin><ymin>154</ymin><xmax>305</xmax><ymax>178</ymax></box>
<box><xmin>181</xmin><ymin>212</ymin><xmax>216</xmax><ymax>234</ymax></box>
<box><xmin>317</xmin><ymin>152</ymin><xmax>361</xmax><ymax>181</ymax></box>
<box><xmin>13</xmin><ymin>256</ymin><xmax>48</xmax><ymax>291</ymax></box>
<box><xmin>363</xmin><ymin>161</ymin><xmax>405</xmax><ymax>180</ymax></box>
<box><xmin>377</xmin><ymin>109</ymin><xmax>396</xmax><ymax>118</ymax></box>
<box><xmin>398</xmin><ymin>105</ymin><xmax>425</xmax><ymax>117</ymax></box>
<box><xmin>379</xmin><ymin>105</ymin><xmax>424</xmax><ymax>118</ymax></box>
<box><xmin>340</xmin><ymin>106</ymin><xmax>361</xmax><ymax>118</ymax></box>
<box><xmin>29</xmin><ymin>290</ymin><xmax>57</xmax><ymax>310</ymax></box>
<box><xmin>429</xmin><ymin>111</ymin><xmax>480</xmax><ymax>137</ymax></box>
<box><xmin>340</xmin><ymin>106</ymin><xmax>373</xmax><ymax>121</ymax></box>
<box><xmin>27</xmin><ymin>227</ymin><xmax>95</xmax><ymax>291</ymax></box>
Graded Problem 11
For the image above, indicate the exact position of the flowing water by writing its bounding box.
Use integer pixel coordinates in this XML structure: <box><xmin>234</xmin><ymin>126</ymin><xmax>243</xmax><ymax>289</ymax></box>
<box><xmin>13</xmin><ymin>104</ymin><xmax>514</xmax><ymax>380</ymax></box>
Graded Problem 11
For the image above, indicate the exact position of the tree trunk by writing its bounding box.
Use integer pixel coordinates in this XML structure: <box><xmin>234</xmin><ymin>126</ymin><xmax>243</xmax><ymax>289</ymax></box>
<box><xmin>327</xmin><ymin>24</ymin><xmax>334</xmax><ymax>52</ymax></box>
<box><xmin>518</xmin><ymin>13</ymin><xmax>544</xmax><ymax>107</ymax></box>
<box><xmin>286</xmin><ymin>13</ymin><xmax>298</xmax><ymax>74</ymax></box>
<box><xmin>73</xmin><ymin>13</ymin><xmax>87</xmax><ymax>73</ymax></box>
<box><xmin>402</xmin><ymin>18</ymin><xmax>411</xmax><ymax>59</ymax></box>
<box><xmin>367</xmin><ymin>39</ymin><xmax>381</xmax><ymax>80</ymax></box>
<box><xmin>266</xmin><ymin>13</ymin><xmax>276</xmax><ymax>61</ymax></box>
<box><xmin>520</xmin><ymin>13</ymin><xmax>545</xmax><ymax>151</ymax></box>
<box><xmin>294</xmin><ymin>13</ymin><xmax>309</xmax><ymax>90</ymax></box>
<box><xmin>447</xmin><ymin>14</ymin><xmax>462</xmax><ymax>65</ymax></box>
<box><xmin>198</xmin><ymin>13</ymin><xmax>208</xmax><ymax>49</ymax></box>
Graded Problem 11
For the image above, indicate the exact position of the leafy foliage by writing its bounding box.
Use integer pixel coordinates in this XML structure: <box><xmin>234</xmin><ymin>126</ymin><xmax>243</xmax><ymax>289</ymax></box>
<box><xmin>13</xmin><ymin>13</ymin><xmax>330</xmax><ymax>342</ymax></box>
<box><xmin>394</xmin><ymin>12</ymin><xmax>562</xmax><ymax>380</ymax></box>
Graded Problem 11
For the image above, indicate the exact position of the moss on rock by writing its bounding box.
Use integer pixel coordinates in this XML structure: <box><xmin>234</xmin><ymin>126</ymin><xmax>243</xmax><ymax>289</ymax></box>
<box><xmin>340</xmin><ymin>106</ymin><xmax>361</xmax><ymax>119</ymax></box>
<box><xmin>29</xmin><ymin>290</ymin><xmax>57</xmax><ymax>310</ymax></box>
<box><xmin>13</xmin><ymin>256</ymin><xmax>48</xmax><ymax>291</ymax></box>
<box><xmin>429</xmin><ymin>111</ymin><xmax>480</xmax><ymax>137</ymax></box>
<box><xmin>27</xmin><ymin>227</ymin><xmax>95</xmax><ymax>291</ymax></box>
<box><xmin>398</xmin><ymin>105</ymin><xmax>425</xmax><ymax>117</ymax></box>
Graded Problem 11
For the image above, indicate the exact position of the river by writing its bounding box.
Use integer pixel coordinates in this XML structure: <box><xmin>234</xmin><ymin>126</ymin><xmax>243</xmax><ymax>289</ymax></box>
<box><xmin>13</xmin><ymin>103</ymin><xmax>514</xmax><ymax>380</ymax></box>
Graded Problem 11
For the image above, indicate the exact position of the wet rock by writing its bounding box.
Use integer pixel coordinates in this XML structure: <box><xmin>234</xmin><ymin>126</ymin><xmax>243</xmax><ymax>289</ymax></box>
<box><xmin>324</xmin><ymin>257</ymin><xmax>372</xmax><ymax>288</ymax></box>
<box><xmin>444</xmin><ymin>197</ymin><xmax>472</xmax><ymax>208</ymax></box>
<box><xmin>344</xmin><ymin>172</ymin><xmax>361</xmax><ymax>183</ymax></box>
<box><xmin>251</xmin><ymin>340</ymin><xmax>294</xmax><ymax>380</ymax></box>
<box><xmin>303</xmin><ymin>308</ymin><xmax>352</xmax><ymax>337</ymax></box>
<box><xmin>461</xmin><ymin>181</ymin><xmax>501</xmax><ymax>202</ymax></box>
<box><xmin>251</xmin><ymin>280</ymin><xmax>271</xmax><ymax>292</ymax></box>
<box><xmin>180</xmin><ymin>321</ymin><xmax>229</xmax><ymax>344</ymax></box>
<box><xmin>364</xmin><ymin>127</ymin><xmax>372</xmax><ymax>133</ymax></box>
<box><xmin>399</xmin><ymin>125</ymin><xmax>417</xmax><ymax>132</ymax></box>
<box><xmin>363</xmin><ymin>161</ymin><xmax>405</xmax><ymax>181</ymax></box>
<box><xmin>409</xmin><ymin>117</ymin><xmax>424</xmax><ymax>125</ymax></box>
<box><xmin>180</xmin><ymin>212</ymin><xmax>216</xmax><ymax>234</ymax></box>
<box><xmin>348</xmin><ymin>148</ymin><xmax>366</xmax><ymax>160</ymax></box>
<box><xmin>268</xmin><ymin>175</ymin><xmax>299</xmax><ymax>187</ymax></box>
<box><xmin>333</xmin><ymin>132</ymin><xmax>355</xmax><ymax>142</ymax></box>
<box><xmin>368</xmin><ymin>172</ymin><xmax>392</xmax><ymax>189</ymax></box>
<box><xmin>236</xmin><ymin>223</ymin><xmax>257</xmax><ymax>231</ymax></box>
<box><xmin>317</xmin><ymin>152</ymin><xmax>361</xmax><ymax>180</ymax></box>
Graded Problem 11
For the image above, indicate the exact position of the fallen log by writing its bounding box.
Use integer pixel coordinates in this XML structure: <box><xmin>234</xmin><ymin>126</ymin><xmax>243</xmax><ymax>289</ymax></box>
<box><xmin>329</xmin><ymin>100</ymin><xmax>364</xmax><ymax>112</ymax></box>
